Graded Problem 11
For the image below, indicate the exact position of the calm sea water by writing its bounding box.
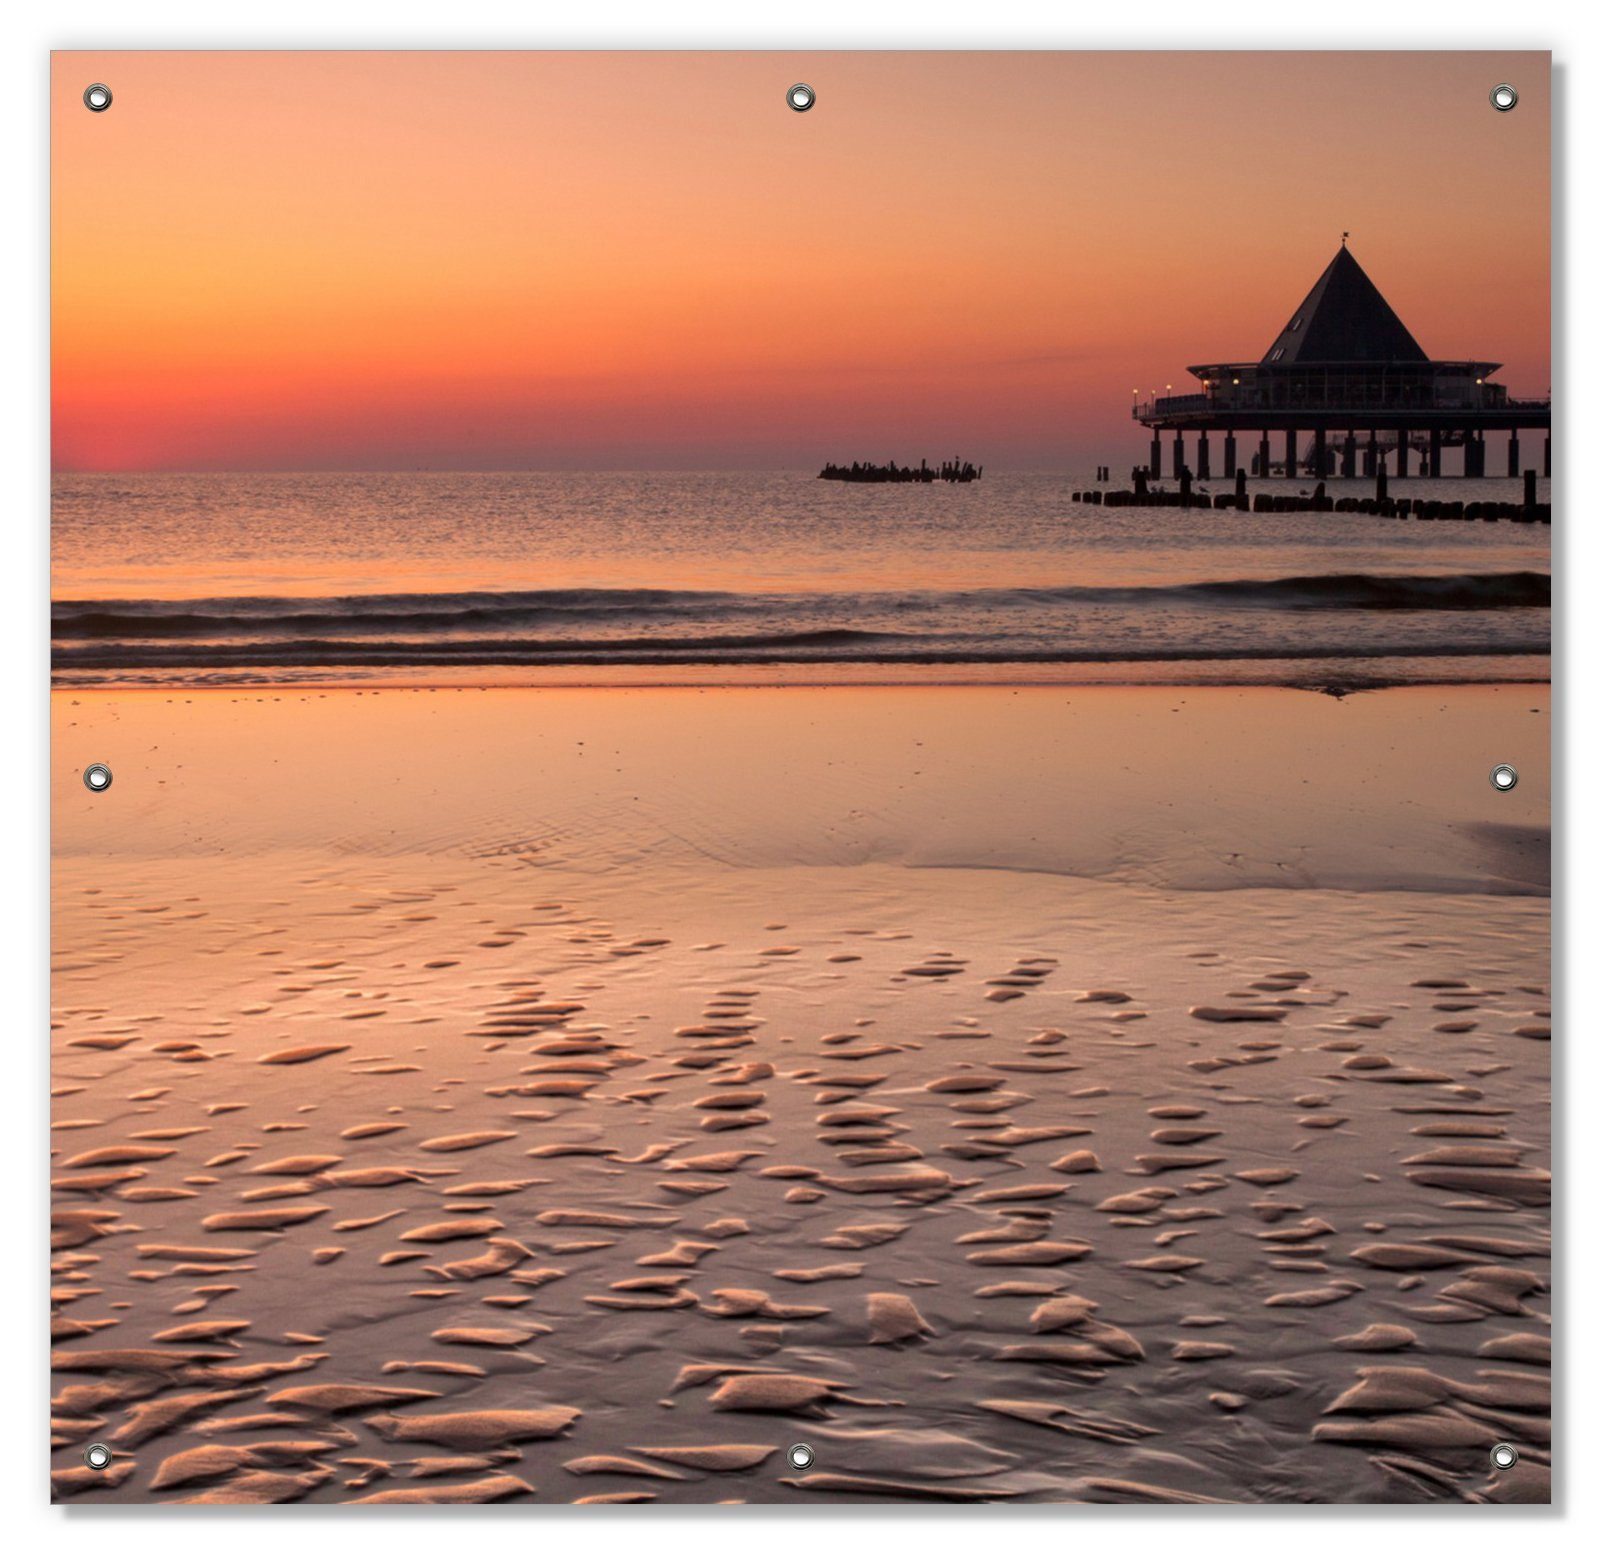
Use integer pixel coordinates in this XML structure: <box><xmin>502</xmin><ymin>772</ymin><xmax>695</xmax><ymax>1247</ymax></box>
<box><xmin>51</xmin><ymin>471</ymin><xmax>1551</xmax><ymax>687</ymax></box>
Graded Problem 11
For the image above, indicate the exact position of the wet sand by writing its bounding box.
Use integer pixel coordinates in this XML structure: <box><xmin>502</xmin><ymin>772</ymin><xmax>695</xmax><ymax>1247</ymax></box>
<box><xmin>50</xmin><ymin>686</ymin><xmax>1550</xmax><ymax>1504</ymax></box>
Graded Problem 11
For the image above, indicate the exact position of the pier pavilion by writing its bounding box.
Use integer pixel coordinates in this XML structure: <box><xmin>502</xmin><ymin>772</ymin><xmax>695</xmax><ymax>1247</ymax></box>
<box><xmin>1133</xmin><ymin>243</ymin><xmax>1550</xmax><ymax>480</ymax></box>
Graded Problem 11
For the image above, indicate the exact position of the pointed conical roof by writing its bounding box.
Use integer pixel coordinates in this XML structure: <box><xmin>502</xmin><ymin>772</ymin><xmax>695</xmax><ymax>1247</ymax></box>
<box><xmin>1260</xmin><ymin>246</ymin><xmax>1428</xmax><ymax>365</ymax></box>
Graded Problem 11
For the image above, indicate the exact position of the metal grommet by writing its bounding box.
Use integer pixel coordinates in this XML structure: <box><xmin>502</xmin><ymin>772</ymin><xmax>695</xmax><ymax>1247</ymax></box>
<box><xmin>84</xmin><ymin>763</ymin><xmax>113</xmax><ymax>793</ymax></box>
<box><xmin>787</xmin><ymin>83</ymin><xmax>815</xmax><ymax>113</ymax></box>
<box><xmin>786</xmin><ymin>1441</ymin><xmax>815</xmax><ymax>1470</ymax></box>
<box><xmin>84</xmin><ymin>83</ymin><xmax>113</xmax><ymax>112</ymax></box>
<box><xmin>1490</xmin><ymin>84</ymin><xmax>1518</xmax><ymax>112</ymax></box>
<box><xmin>84</xmin><ymin>1442</ymin><xmax>113</xmax><ymax>1471</ymax></box>
<box><xmin>1490</xmin><ymin>1442</ymin><xmax>1518</xmax><ymax>1471</ymax></box>
<box><xmin>1490</xmin><ymin>763</ymin><xmax>1518</xmax><ymax>792</ymax></box>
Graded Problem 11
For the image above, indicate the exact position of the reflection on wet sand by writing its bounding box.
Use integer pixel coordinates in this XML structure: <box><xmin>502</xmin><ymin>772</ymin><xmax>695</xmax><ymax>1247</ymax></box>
<box><xmin>51</xmin><ymin>686</ymin><xmax>1549</xmax><ymax>1503</ymax></box>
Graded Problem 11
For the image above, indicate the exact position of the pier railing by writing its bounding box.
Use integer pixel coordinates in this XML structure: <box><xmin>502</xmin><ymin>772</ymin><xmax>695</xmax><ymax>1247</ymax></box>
<box><xmin>1132</xmin><ymin>395</ymin><xmax>1207</xmax><ymax>419</ymax></box>
<box><xmin>1136</xmin><ymin>387</ymin><xmax>1548</xmax><ymax>422</ymax></box>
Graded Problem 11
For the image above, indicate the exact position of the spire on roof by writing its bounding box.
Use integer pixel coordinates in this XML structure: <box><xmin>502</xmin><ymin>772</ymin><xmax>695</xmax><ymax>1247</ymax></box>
<box><xmin>1260</xmin><ymin>246</ymin><xmax>1427</xmax><ymax>365</ymax></box>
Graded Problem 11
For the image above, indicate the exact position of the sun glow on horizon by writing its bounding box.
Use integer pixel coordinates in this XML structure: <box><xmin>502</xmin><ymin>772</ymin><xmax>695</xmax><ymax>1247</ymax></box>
<box><xmin>52</xmin><ymin>50</ymin><xmax>1550</xmax><ymax>473</ymax></box>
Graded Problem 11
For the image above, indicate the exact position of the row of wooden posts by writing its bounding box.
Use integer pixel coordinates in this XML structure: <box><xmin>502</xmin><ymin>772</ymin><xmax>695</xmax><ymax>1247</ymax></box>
<box><xmin>1079</xmin><ymin>466</ymin><xmax>1550</xmax><ymax>523</ymax></box>
<box><xmin>819</xmin><ymin>458</ymin><xmax>982</xmax><ymax>484</ymax></box>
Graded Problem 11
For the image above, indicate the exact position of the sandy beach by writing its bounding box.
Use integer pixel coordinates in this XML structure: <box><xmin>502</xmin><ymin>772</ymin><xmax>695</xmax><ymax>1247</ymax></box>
<box><xmin>44</xmin><ymin>44</ymin><xmax>1553</xmax><ymax>1517</ymax></box>
<box><xmin>50</xmin><ymin>684</ymin><xmax>1550</xmax><ymax>1504</ymax></box>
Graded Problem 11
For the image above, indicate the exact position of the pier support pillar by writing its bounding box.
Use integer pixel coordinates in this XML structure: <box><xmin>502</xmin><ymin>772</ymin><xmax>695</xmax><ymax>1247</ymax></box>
<box><xmin>1544</xmin><ymin>434</ymin><xmax>1551</xmax><ymax>478</ymax></box>
<box><xmin>1428</xmin><ymin>429</ymin><xmax>1443</xmax><ymax>478</ymax></box>
<box><xmin>1149</xmin><ymin>434</ymin><xmax>1161</xmax><ymax>479</ymax></box>
<box><xmin>1196</xmin><ymin>434</ymin><xmax>1210</xmax><ymax>480</ymax></box>
<box><xmin>1341</xmin><ymin>434</ymin><xmax>1356</xmax><ymax>478</ymax></box>
<box><xmin>1365</xmin><ymin>430</ymin><xmax>1379</xmax><ymax>478</ymax></box>
<box><xmin>1284</xmin><ymin>429</ymin><xmax>1297</xmax><ymax>479</ymax></box>
<box><xmin>1173</xmin><ymin>432</ymin><xmax>1185</xmax><ymax>477</ymax></box>
<box><xmin>1258</xmin><ymin>432</ymin><xmax>1271</xmax><ymax>479</ymax></box>
<box><xmin>1508</xmin><ymin>433</ymin><xmax>1520</xmax><ymax>477</ymax></box>
<box><xmin>1396</xmin><ymin>434</ymin><xmax>1409</xmax><ymax>478</ymax></box>
<box><xmin>1311</xmin><ymin>428</ymin><xmax>1327</xmax><ymax>479</ymax></box>
<box><xmin>1223</xmin><ymin>434</ymin><xmax>1237</xmax><ymax>478</ymax></box>
<box><xmin>1471</xmin><ymin>434</ymin><xmax>1487</xmax><ymax>477</ymax></box>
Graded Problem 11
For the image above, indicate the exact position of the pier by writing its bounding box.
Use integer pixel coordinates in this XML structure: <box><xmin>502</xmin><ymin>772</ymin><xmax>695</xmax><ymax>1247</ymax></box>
<box><xmin>1131</xmin><ymin>242</ymin><xmax>1550</xmax><ymax>481</ymax></box>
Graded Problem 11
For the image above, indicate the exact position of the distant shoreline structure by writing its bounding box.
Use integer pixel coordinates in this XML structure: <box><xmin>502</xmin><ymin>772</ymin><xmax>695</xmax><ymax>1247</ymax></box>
<box><xmin>819</xmin><ymin>458</ymin><xmax>982</xmax><ymax>484</ymax></box>
<box><xmin>1132</xmin><ymin>242</ymin><xmax>1550</xmax><ymax>483</ymax></box>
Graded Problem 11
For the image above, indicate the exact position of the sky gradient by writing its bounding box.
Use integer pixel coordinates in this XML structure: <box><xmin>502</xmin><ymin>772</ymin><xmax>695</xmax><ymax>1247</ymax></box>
<box><xmin>51</xmin><ymin>50</ymin><xmax>1550</xmax><ymax>472</ymax></box>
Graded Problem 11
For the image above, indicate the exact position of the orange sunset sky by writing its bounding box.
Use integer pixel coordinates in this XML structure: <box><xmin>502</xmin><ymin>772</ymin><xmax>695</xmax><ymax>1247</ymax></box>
<box><xmin>52</xmin><ymin>51</ymin><xmax>1550</xmax><ymax>472</ymax></box>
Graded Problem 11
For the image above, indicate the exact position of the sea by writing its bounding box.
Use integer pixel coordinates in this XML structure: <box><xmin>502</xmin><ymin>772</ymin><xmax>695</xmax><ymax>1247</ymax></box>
<box><xmin>51</xmin><ymin>470</ymin><xmax>1551</xmax><ymax>689</ymax></box>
